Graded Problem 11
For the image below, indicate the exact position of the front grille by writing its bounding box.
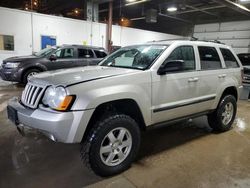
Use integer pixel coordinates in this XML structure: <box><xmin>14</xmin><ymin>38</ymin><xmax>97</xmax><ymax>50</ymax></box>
<box><xmin>21</xmin><ymin>83</ymin><xmax>46</xmax><ymax>109</ymax></box>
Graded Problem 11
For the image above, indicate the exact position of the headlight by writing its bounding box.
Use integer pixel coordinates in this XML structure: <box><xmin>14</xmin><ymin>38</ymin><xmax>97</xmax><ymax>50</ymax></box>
<box><xmin>42</xmin><ymin>86</ymin><xmax>74</xmax><ymax>111</ymax></box>
<box><xmin>5</xmin><ymin>62</ymin><xmax>20</xmax><ymax>68</ymax></box>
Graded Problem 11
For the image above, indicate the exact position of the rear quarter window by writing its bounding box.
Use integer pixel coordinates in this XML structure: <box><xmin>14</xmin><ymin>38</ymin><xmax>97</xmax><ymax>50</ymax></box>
<box><xmin>94</xmin><ymin>50</ymin><xmax>107</xmax><ymax>58</ymax></box>
<box><xmin>220</xmin><ymin>48</ymin><xmax>239</xmax><ymax>68</ymax></box>
<box><xmin>198</xmin><ymin>46</ymin><xmax>222</xmax><ymax>70</ymax></box>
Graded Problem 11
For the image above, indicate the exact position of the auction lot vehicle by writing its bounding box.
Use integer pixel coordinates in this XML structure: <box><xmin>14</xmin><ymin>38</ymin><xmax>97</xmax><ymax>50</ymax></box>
<box><xmin>0</xmin><ymin>45</ymin><xmax>107</xmax><ymax>83</ymax></box>
<box><xmin>7</xmin><ymin>40</ymin><xmax>243</xmax><ymax>176</ymax></box>
<box><xmin>238</xmin><ymin>53</ymin><xmax>250</xmax><ymax>85</ymax></box>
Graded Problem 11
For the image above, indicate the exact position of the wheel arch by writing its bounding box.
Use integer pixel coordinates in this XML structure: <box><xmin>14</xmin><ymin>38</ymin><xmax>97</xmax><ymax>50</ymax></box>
<box><xmin>21</xmin><ymin>65</ymin><xmax>46</xmax><ymax>81</ymax></box>
<box><xmin>221</xmin><ymin>86</ymin><xmax>238</xmax><ymax>101</ymax></box>
<box><xmin>81</xmin><ymin>98</ymin><xmax>146</xmax><ymax>142</ymax></box>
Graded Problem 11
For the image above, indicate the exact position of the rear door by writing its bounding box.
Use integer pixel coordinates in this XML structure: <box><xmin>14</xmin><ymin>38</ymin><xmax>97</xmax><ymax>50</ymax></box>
<box><xmin>76</xmin><ymin>48</ymin><xmax>96</xmax><ymax>66</ymax></box>
<box><xmin>195</xmin><ymin>46</ymin><xmax>224</xmax><ymax>111</ymax></box>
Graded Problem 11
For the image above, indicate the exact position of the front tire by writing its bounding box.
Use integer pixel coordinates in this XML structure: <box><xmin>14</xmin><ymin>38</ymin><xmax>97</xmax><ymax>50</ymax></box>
<box><xmin>207</xmin><ymin>95</ymin><xmax>237</xmax><ymax>132</ymax></box>
<box><xmin>81</xmin><ymin>114</ymin><xmax>141</xmax><ymax>177</ymax></box>
<box><xmin>22</xmin><ymin>69</ymin><xmax>40</xmax><ymax>84</ymax></box>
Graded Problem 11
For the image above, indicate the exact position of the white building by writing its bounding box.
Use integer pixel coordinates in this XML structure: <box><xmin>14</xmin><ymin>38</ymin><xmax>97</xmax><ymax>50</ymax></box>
<box><xmin>0</xmin><ymin>6</ymin><xmax>180</xmax><ymax>64</ymax></box>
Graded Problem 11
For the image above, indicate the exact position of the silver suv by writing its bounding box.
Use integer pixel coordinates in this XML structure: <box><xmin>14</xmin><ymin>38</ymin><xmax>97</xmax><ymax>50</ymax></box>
<box><xmin>7</xmin><ymin>40</ymin><xmax>243</xmax><ymax>176</ymax></box>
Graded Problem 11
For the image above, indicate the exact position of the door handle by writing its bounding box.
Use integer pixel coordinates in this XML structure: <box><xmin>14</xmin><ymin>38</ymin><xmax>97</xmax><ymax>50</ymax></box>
<box><xmin>218</xmin><ymin>74</ymin><xmax>226</xmax><ymax>78</ymax></box>
<box><xmin>188</xmin><ymin>77</ymin><xmax>199</xmax><ymax>82</ymax></box>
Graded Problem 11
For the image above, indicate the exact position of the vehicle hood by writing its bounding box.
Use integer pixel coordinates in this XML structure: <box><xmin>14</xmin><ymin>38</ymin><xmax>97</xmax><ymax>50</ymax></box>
<box><xmin>4</xmin><ymin>55</ymin><xmax>39</xmax><ymax>63</ymax></box>
<box><xmin>31</xmin><ymin>66</ymin><xmax>140</xmax><ymax>86</ymax></box>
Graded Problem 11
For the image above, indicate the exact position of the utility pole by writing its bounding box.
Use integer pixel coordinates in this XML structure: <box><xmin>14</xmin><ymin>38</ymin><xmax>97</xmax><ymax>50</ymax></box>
<box><xmin>107</xmin><ymin>1</ymin><xmax>113</xmax><ymax>52</ymax></box>
<box><xmin>31</xmin><ymin>0</ymin><xmax>33</xmax><ymax>11</ymax></box>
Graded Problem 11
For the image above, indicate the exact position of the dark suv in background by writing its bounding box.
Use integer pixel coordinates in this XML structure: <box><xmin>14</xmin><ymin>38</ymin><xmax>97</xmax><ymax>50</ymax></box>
<box><xmin>238</xmin><ymin>53</ymin><xmax>250</xmax><ymax>85</ymax></box>
<box><xmin>0</xmin><ymin>45</ymin><xmax>107</xmax><ymax>83</ymax></box>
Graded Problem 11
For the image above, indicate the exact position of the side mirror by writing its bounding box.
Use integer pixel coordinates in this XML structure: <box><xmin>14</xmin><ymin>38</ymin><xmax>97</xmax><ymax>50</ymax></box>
<box><xmin>49</xmin><ymin>54</ymin><xmax>57</xmax><ymax>61</ymax></box>
<box><xmin>157</xmin><ymin>60</ymin><xmax>185</xmax><ymax>75</ymax></box>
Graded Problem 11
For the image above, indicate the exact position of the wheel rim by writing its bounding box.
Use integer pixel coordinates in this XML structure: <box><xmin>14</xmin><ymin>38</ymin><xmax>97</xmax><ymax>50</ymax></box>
<box><xmin>222</xmin><ymin>102</ymin><xmax>234</xmax><ymax>125</ymax></box>
<box><xmin>27</xmin><ymin>72</ymin><xmax>38</xmax><ymax>80</ymax></box>
<box><xmin>100</xmin><ymin>127</ymin><xmax>132</xmax><ymax>167</ymax></box>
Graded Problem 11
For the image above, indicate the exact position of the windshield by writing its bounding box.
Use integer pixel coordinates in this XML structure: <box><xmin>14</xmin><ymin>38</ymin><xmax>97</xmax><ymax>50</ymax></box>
<box><xmin>99</xmin><ymin>45</ymin><xmax>167</xmax><ymax>70</ymax></box>
<box><xmin>34</xmin><ymin>47</ymin><xmax>57</xmax><ymax>57</ymax></box>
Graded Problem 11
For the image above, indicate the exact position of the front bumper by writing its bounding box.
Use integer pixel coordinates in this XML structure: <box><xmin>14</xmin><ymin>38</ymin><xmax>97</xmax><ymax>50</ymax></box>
<box><xmin>0</xmin><ymin>68</ymin><xmax>21</xmax><ymax>82</ymax></box>
<box><xmin>7</xmin><ymin>97</ymin><xmax>94</xmax><ymax>143</ymax></box>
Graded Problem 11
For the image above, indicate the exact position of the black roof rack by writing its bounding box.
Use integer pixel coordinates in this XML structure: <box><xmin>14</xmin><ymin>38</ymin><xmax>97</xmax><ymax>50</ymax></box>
<box><xmin>148</xmin><ymin>37</ymin><xmax>225</xmax><ymax>44</ymax></box>
<box><xmin>206</xmin><ymin>40</ymin><xmax>225</xmax><ymax>44</ymax></box>
<box><xmin>148</xmin><ymin>36</ymin><xmax>197</xmax><ymax>43</ymax></box>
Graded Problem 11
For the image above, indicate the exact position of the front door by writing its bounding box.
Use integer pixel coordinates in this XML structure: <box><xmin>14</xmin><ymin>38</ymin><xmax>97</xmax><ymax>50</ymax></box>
<box><xmin>151</xmin><ymin>45</ymin><xmax>201</xmax><ymax>124</ymax></box>
<box><xmin>49</xmin><ymin>48</ymin><xmax>75</xmax><ymax>70</ymax></box>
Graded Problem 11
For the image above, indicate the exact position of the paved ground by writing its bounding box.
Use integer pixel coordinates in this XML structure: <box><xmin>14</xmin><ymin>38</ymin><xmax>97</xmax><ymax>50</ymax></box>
<box><xmin>0</xmin><ymin>80</ymin><xmax>249</xmax><ymax>188</ymax></box>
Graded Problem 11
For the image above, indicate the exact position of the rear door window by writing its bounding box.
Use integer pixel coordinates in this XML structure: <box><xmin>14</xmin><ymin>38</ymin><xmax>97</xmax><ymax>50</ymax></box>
<box><xmin>198</xmin><ymin>46</ymin><xmax>222</xmax><ymax>70</ymax></box>
<box><xmin>94</xmin><ymin>50</ymin><xmax>107</xmax><ymax>58</ymax></box>
<box><xmin>78</xmin><ymin>49</ymin><xmax>94</xmax><ymax>58</ymax></box>
<box><xmin>220</xmin><ymin>48</ymin><xmax>239</xmax><ymax>68</ymax></box>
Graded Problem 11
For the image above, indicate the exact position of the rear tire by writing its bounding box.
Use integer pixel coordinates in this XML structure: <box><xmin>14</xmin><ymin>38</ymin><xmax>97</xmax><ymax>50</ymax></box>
<box><xmin>80</xmin><ymin>114</ymin><xmax>141</xmax><ymax>177</ymax></box>
<box><xmin>22</xmin><ymin>69</ymin><xmax>40</xmax><ymax>84</ymax></box>
<box><xmin>207</xmin><ymin>95</ymin><xmax>237</xmax><ymax>132</ymax></box>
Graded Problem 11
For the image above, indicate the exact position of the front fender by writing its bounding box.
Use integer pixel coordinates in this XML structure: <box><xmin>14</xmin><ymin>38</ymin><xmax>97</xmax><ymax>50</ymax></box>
<box><xmin>69</xmin><ymin>84</ymin><xmax>152</xmax><ymax>126</ymax></box>
<box><xmin>21</xmin><ymin>62</ymin><xmax>48</xmax><ymax>73</ymax></box>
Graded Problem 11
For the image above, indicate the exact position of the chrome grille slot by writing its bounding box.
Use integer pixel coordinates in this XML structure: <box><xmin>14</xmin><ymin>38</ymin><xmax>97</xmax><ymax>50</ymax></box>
<box><xmin>21</xmin><ymin>83</ymin><xmax>46</xmax><ymax>109</ymax></box>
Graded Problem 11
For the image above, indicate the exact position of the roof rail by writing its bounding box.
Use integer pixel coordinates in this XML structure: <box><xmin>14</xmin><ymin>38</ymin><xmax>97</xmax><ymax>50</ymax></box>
<box><xmin>207</xmin><ymin>40</ymin><xmax>225</xmax><ymax>44</ymax></box>
<box><xmin>197</xmin><ymin>39</ymin><xmax>225</xmax><ymax>44</ymax></box>
<box><xmin>148</xmin><ymin>37</ymin><xmax>225</xmax><ymax>45</ymax></box>
<box><xmin>148</xmin><ymin>36</ymin><xmax>199</xmax><ymax>43</ymax></box>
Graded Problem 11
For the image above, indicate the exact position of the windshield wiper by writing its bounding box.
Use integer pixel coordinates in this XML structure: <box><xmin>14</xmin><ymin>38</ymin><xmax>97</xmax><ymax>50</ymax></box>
<box><xmin>103</xmin><ymin>64</ymin><xmax>143</xmax><ymax>70</ymax></box>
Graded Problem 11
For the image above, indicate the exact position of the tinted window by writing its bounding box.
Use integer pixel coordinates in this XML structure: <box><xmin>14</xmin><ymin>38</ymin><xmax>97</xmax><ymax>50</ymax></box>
<box><xmin>0</xmin><ymin>35</ymin><xmax>14</xmax><ymax>51</ymax></box>
<box><xmin>94</xmin><ymin>50</ymin><xmax>107</xmax><ymax>58</ymax></box>
<box><xmin>220</xmin><ymin>48</ymin><xmax>239</xmax><ymax>68</ymax></box>
<box><xmin>78</xmin><ymin>49</ymin><xmax>94</xmax><ymax>58</ymax></box>
<box><xmin>198</xmin><ymin>46</ymin><xmax>221</xmax><ymax>70</ymax></box>
<box><xmin>238</xmin><ymin>54</ymin><xmax>250</xmax><ymax>66</ymax></box>
<box><xmin>55</xmin><ymin>48</ymin><xmax>74</xmax><ymax>58</ymax></box>
<box><xmin>165</xmin><ymin>46</ymin><xmax>195</xmax><ymax>71</ymax></box>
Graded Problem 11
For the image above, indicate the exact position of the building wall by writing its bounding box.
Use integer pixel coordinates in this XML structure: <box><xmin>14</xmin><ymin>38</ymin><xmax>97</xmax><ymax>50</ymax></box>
<box><xmin>0</xmin><ymin>8</ymin><xmax>33</xmax><ymax>62</ymax></box>
<box><xmin>194</xmin><ymin>20</ymin><xmax>250</xmax><ymax>54</ymax></box>
<box><xmin>0</xmin><ymin>7</ymin><xmax>180</xmax><ymax>64</ymax></box>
